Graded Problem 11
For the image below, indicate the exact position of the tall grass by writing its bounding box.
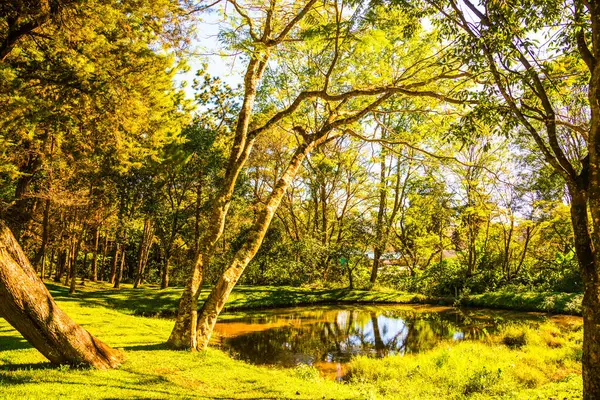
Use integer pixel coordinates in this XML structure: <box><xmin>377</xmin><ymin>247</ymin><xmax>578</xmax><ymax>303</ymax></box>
<box><xmin>347</xmin><ymin>322</ymin><xmax>583</xmax><ymax>399</ymax></box>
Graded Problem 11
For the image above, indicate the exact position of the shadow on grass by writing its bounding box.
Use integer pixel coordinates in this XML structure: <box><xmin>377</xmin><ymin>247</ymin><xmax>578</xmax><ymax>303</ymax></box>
<box><xmin>44</xmin><ymin>281</ymin><xmax>433</xmax><ymax>320</ymax></box>
<box><xmin>0</xmin><ymin>333</ymin><xmax>31</xmax><ymax>351</ymax></box>
<box><xmin>0</xmin><ymin>362</ymin><xmax>55</xmax><ymax>372</ymax></box>
<box><xmin>121</xmin><ymin>343</ymin><xmax>170</xmax><ymax>351</ymax></box>
<box><xmin>46</xmin><ymin>282</ymin><xmax>183</xmax><ymax>317</ymax></box>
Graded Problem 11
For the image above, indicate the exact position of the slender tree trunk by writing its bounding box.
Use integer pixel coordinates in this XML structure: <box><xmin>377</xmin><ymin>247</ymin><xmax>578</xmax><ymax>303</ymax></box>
<box><xmin>134</xmin><ymin>219</ymin><xmax>153</xmax><ymax>289</ymax></box>
<box><xmin>194</xmin><ymin>138</ymin><xmax>320</xmax><ymax>350</ymax></box>
<box><xmin>161</xmin><ymin>256</ymin><xmax>170</xmax><ymax>290</ymax></box>
<box><xmin>0</xmin><ymin>221</ymin><xmax>122</xmax><ymax>368</ymax></box>
<box><xmin>134</xmin><ymin>227</ymin><xmax>145</xmax><ymax>289</ymax></box>
<box><xmin>371</xmin><ymin>248</ymin><xmax>382</xmax><ymax>285</ymax></box>
<box><xmin>514</xmin><ymin>226</ymin><xmax>532</xmax><ymax>277</ymax></box>
<box><xmin>33</xmin><ymin>198</ymin><xmax>51</xmax><ymax>271</ymax></box>
<box><xmin>91</xmin><ymin>227</ymin><xmax>99</xmax><ymax>282</ymax></box>
<box><xmin>65</xmin><ymin>239</ymin><xmax>75</xmax><ymax>286</ymax></box>
<box><xmin>109</xmin><ymin>243</ymin><xmax>119</xmax><ymax>284</ymax></box>
<box><xmin>371</xmin><ymin>131</ymin><xmax>387</xmax><ymax>285</ymax></box>
<box><xmin>114</xmin><ymin>244</ymin><xmax>125</xmax><ymax>289</ymax></box>
<box><xmin>43</xmin><ymin>247</ymin><xmax>55</xmax><ymax>280</ymax></box>
<box><xmin>319</xmin><ymin>181</ymin><xmax>331</xmax><ymax>280</ymax></box>
<box><xmin>81</xmin><ymin>251</ymin><xmax>88</xmax><ymax>285</ymax></box>
<box><xmin>99</xmin><ymin>234</ymin><xmax>109</xmax><ymax>282</ymax></box>
<box><xmin>347</xmin><ymin>263</ymin><xmax>354</xmax><ymax>290</ymax></box>
<box><xmin>55</xmin><ymin>249</ymin><xmax>66</xmax><ymax>282</ymax></box>
<box><xmin>69</xmin><ymin>237</ymin><xmax>82</xmax><ymax>294</ymax></box>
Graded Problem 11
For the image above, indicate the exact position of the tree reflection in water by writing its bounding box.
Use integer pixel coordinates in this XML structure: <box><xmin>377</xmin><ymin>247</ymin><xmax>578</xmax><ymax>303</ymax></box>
<box><xmin>212</xmin><ymin>305</ymin><xmax>545</xmax><ymax>379</ymax></box>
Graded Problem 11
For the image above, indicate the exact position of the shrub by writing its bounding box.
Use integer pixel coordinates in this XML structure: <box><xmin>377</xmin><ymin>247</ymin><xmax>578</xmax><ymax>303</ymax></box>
<box><xmin>463</xmin><ymin>366</ymin><xmax>503</xmax><ymax>395</ymax></box>
<box><xmin>500</xmin><ymin>325</ymin><xmax>530</xmax><ymax>348</ymax></box>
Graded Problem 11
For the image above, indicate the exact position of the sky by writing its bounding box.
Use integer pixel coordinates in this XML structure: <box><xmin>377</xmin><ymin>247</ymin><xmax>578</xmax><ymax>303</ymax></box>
<box><xmin>175</xmin><ymin>8</ymin><xmax>244</xmax><ymax>101</ymax></box>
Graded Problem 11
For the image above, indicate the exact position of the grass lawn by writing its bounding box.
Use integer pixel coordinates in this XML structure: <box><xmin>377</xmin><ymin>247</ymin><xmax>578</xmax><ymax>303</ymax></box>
<box><xmin>44</xmin><ymin>281</ymin><xmax>438</xmax><ymax>317</ymax></box>
<box><xmin>0</xmin><ymin>282</ymin><xmax>585</xmax><ymax>399</ymax></box>
<box><xmin>462</xmin><ymin>291</ymin><xmax>583</xmax><ymax>316</ymax></box>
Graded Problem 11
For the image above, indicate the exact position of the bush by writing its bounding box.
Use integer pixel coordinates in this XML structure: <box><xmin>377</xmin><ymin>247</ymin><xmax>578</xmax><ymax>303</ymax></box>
<box><xmin>463</xmin><ymin>366</ymin><xmax>502</xmax><ymax>395</ymax></box>
<box><xmin>500</xmin><ymin>325</ymin><xmax>530</xmax><ymax>348</ymax></box>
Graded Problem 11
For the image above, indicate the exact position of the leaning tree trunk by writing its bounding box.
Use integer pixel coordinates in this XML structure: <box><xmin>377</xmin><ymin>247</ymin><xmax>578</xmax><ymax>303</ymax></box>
<box><xmin>0</xmin><ymin>220</ymin><xmax>121</xmax><ymax>368</ymax></box>
<box><xmin>167</xmin><ymin>54</ymin><xmax>269</xmax><ymax>350</ymax></box>
<box><xmin>194</xmin><ymin>138</ymin><xmax>321</xmax><ymax>350</ymax></box>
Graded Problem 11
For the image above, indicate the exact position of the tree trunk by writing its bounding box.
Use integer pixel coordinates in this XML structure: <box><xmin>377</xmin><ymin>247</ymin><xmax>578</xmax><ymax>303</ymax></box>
<box><xmin>5</xmin><ymin>152</ymin><xmax>41</xmax><ymax>238</ymax></box>
<box><xmin>161</xmin><ymin>257</ymin><xmax>170</xmax><ymax>290</ymax></box>
<box><xmin>91</xmin><ymin>227</ymin><xmax>99</xmax><ymax>282</ymax></box>
<box><xmin>0</xmin><ymin>220</ymin><xmax>121</xmax><ymax>368</ymax></box>
<box><xmin>194</xmin><ymin>138</ymin><xmax>320</xmax><ymax>350</ymax></box>
<box><xmin>99</xmin><ymin>234</ymin><xmax>109</xmax><ymax>282</ymax></box>
<box><xmin>65</xmin><ymin>239</ymin><xmax>76</xmax><ymax>286</ymax></box>
<box><xmin>134</xmin><ymin>219</ymin><xmax>153</xmax><ymax>289</ymax></box>
<box><xmin>113</xmin><ymin>245</ymin><xmax>125</xmax><ymax>289</ymax></box>
<box><xmin>33</xmin><ymin>198</ymin><xmax>51</xmax><ymax>271</ymax></box>
<box><xmin>81</xmin><ymin>251</ymin><xmax>88</xmax><ymax>285</ymax></box>
<box><xmin>371</xmin><ymin>132</ymin><xmax>387</xmax><ymax>285</ymax></box>
<box><xmin>568</xmin><ymin>186</ymin><xmax>600</xmax><ymax>399</ymax></box>
<box><xmin>347</xmin><ymin>263</ymin><xmax>354</xmax><ymax>290</ymax></box>
<box><xmin>69</xmin><ymin>238</ymin><xmax>81</xmax><ymax>295</ymax></box>
<box><xmin>109</xmin><ymin>243</ymin><xmax>119</xmax><ymax>284</ymax></box>
<box><xmin>55</xmin><ymin>249</ymin><xmax>66</xmax><ymax>282</ymax></box>
<box><xmin>167</xmin><ymin>53</ymin><xmax>270</xmax><ymax>349</ymax></box>
<box><xmin>371</xmin><ymin>248</ymin><xmax>382</xmax><ymax>285</ymax></box>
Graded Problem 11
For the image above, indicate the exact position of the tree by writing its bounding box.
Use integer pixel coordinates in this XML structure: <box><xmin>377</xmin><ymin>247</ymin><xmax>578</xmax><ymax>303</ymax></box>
<box><xmin>0</xmin><ymin>221</ymin><xmax>121</xmax><ymax>368</ymax></box>
<box><xmin>426</xmin><ymin>0</ymin><xmax>600</xmax><ymax>396</ymax></box>
<box><xmin>169</xmin><ymin>0</ymin><xmax>468</xmax><ymax>350</ymax></box>
<box><xmin>0</xmin><ymin>0</ymin><xmax>190</xmax><ymax>367</ymax></box>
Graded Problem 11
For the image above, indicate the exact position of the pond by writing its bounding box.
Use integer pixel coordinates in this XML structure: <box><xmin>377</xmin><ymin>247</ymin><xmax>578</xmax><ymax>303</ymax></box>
<box><xmin>211</xmin><ymin>304</ymin><xmax>575</xmax><ymax>380</ymax></box>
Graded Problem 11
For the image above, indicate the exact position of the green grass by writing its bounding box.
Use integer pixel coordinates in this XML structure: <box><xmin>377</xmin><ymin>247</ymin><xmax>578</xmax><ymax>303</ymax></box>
<box><xmin>347</xmin><ymin>322</ymin><xmax>583</xmax><ymax>399</ymax></box>
<box><xmin>462</xmin><ymin>291</ymin><xmax>583</xmax><ymax>316</ymax></box>
<box><xmin>0</xmin><ymin>282</ymin><xmax>585</xmax><ymax>399</ymax></box>
<box><xmin>0</xmin><ymin>297</ymin><xmax>361</xmax><ymax>399</ymax></box>
<box><xmin>50</xmin><ymin>280</ymin><xmax>584</xmax><ymax>318</ymax></box>
<box><xmin>45</xmin><ymin>280</ymin><xmax>441</xmax><ymax>317</ymax></box>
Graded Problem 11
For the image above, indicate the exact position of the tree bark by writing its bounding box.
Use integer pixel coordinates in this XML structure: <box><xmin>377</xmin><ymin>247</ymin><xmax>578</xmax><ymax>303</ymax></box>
<box><xmin>33</xmin><ymin>198</ymin><xmax>51</xmax><ymax>270</ymax></box>
<box><xmin>194</xmin><ymin>138</ymin><xmax>321</xmax><ymax>350</ymax></box>
<box><xmin>568</xmin><ymin>186</ymin><xmax>600</xmax><ymax>399</ymax></box>
<box><xmin>91</xmin><ymin>227</ymin><xmax>100</xmax><ymax>282</ymax></box>
<box><xmin>371</xmin><ymin>132</ymin><xmax>387</xmax><ymax>285</ymax></box>
<box><xmin>161</xmin><ymin>255</ymin><xmax>170</xmax><ymax>290</ymax></box>
<box><xmin>69</xmin><ymin>238</ymin><xmax>81</xmax><ymax>295</ymax></box>
<box><xmin>113</xmin><ymin>244</ymin><xmax>125</xmax><ymax>289</ymax></box>
<box><xmin>55</xmin><ymin>249</ymin><xmax>66</xmax><ymax>282</ymax></box>
<box><xmin>0</xmin><ymin>220</ymin><xmax>122</xmax><ymax>368</ymax></box>
<box><xmin>167</xmin><ymin>54</ymin><xmax>269</xmax><ymax>349</ymax></box>
<box><xmin>109</xmin><ymin>243</ymin><xmax>119</xmax><ymax>284</ymax></box>
<box><xmin>99</xmin><ymin>234</ymin><xmax>109</xmax><ymax>282</ymax></box>
<box><xmin>134</xmin><ymin>218</ymin><xmax>153</xmax><ymax>289</ymax></box>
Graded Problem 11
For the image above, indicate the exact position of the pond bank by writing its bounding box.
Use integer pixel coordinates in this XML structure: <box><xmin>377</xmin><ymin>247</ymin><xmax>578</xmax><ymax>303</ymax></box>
<box><xmin>212</xmin><ymin>303</ymin><xmax>579</xmax><ymax>380</ymax></box>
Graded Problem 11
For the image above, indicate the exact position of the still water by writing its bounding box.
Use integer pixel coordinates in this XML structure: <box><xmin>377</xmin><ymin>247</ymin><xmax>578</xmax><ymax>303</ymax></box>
<box><xmin>211</xmin><ymin>304</ymin><xmax>562</xmax><ymax>379</ymax></box>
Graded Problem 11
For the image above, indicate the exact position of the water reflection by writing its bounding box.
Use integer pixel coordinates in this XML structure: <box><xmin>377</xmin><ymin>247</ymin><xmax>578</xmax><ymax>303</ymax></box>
<box><xmin>212</xmin><ymin>305</ymin><xmax>546</xmax><ymax>379</ymax></box>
